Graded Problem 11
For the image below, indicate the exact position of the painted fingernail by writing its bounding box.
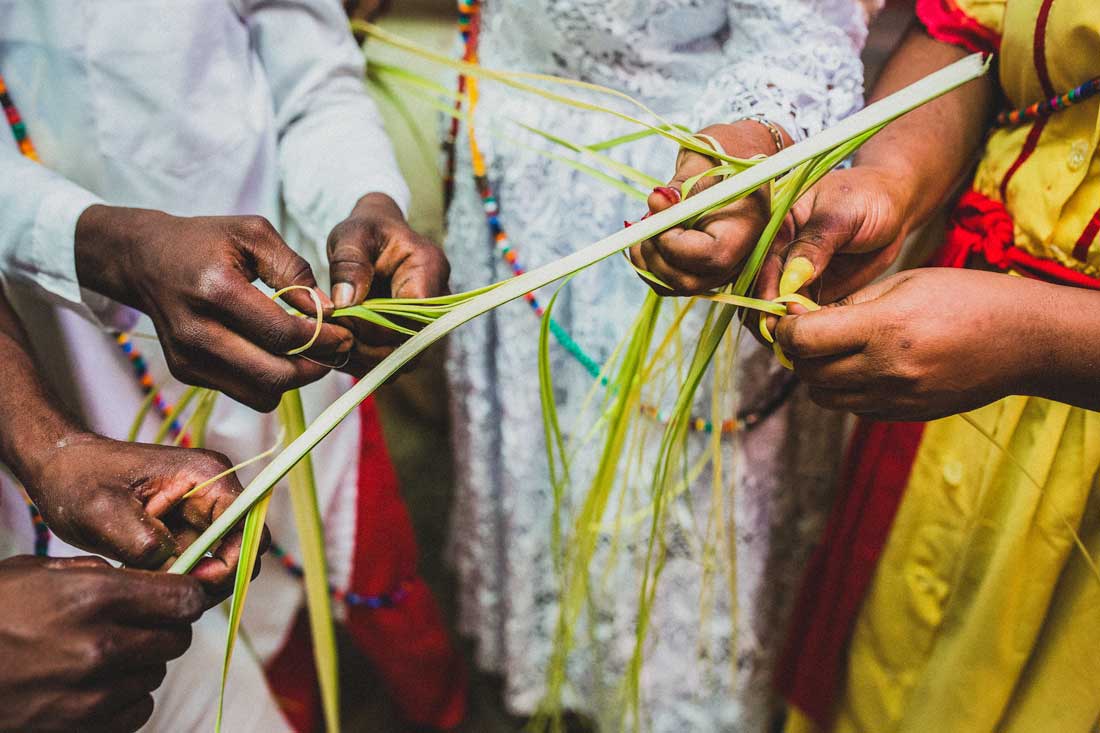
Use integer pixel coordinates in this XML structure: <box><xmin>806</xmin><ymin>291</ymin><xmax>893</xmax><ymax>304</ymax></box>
<box><xmin>653</xmin><ymin>186</ymin><xmax>681</xmax><ymax>204</ymax></box>
<box><xmin>779</xmin><ymin>256</ymin><xmax>815</xmax><ymax>297</ymax></box>
<box><xmin>332</xmin><ymin>283</ymin><xmax>355</xmax><ymax>308</ymax></box>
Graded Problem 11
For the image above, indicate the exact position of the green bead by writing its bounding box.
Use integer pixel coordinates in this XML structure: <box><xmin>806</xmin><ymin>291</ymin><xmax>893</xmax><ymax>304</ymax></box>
<box><xmin>11</xmin><ymin>121</ymin><xmax>25</xmax><ymax>140</ymax></box>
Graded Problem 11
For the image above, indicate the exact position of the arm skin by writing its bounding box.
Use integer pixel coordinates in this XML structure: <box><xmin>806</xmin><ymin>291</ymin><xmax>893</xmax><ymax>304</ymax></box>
<box><xmin>0</xmin><ymin>288</ymin><xmax>259</xmax><ymax>597</ymax></box>
<box><xmin>849</xmin><ymin>25</ymin><xmax>994</xmax><ymax>236</ymax></box>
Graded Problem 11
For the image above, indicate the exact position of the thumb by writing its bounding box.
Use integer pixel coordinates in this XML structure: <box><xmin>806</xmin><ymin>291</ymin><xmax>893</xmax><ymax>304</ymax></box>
<box><xmin>775</xmin><ymin>206</ymin><xmax>855</xmax><ymax>300</ymax></box>
<box><xmin>327</xmin><ymin>218</ymin><xmax>379</xmax><ymax>309</ymax></box>
<box><xmin>774</xmin><ymin>275</ymin><xmax>901</xmax><ymax>359</ymax></box>
<box><xmin>85</xmin><ymin>491</ymin><xmax>179</xmax><ymax>569</ymax></box>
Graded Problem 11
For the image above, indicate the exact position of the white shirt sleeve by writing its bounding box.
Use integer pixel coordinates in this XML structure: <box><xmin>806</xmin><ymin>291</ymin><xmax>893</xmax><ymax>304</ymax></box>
<box><xmin>241</xmin><ymin>0</ymin><xmax>411</xmax><ymax>250</ymax></box>
<box><xmin>0</xmin><ymin>142</ymin><xmax>119</xmax><ymax>324</ymax></box>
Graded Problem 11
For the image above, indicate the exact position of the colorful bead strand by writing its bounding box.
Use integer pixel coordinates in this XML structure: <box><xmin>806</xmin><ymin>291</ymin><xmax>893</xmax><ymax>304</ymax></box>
<box><xmin>994</xmin><ymin>75</ymin><xmax>1100</xmax><ymax>128</ymax></box>
<box><xmin>116</xmin><ymin>331</ymin><xmax>191</xmax><ymax>446</ymax></box>
<box><xmin>0</xmin><ymin>73</ymin><xmax>38</xmax><ymax>161</ymax></box>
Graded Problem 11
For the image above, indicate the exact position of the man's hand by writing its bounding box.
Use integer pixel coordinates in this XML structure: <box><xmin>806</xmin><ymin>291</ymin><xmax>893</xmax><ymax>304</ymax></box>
<box><xmin>775</xmin><ymin>268</ymin><xmax>1049</xmax><ymax>422</ymax></box>
<box><xmin>628</xmin><ymin>120</ymin><xmax>791</xmax><ymax>294</ymax></box>
<box><xmin>21</xmin><ymin>435</ymin><xmax>261</xmax><ymax>601</ymax></box>
<box><xmin>75</xmin><ymin>206</ymin><xmax>353</xmax><ymax>412</ymax></box>
<box><xmin>0</xmin><ymin>555</ymin><xmax>203</xmax><ymax>733</ymax></box>
<box><xmin>327</xmin><ymin>193</ymin><xmax>450</xmax><ymax>376</ymax></box>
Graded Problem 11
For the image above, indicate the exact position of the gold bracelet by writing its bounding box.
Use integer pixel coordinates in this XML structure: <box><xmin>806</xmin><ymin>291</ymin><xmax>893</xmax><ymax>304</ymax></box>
<box><xmin>737</xmin><ymin>115</ymin><xmax>787</xmax><ymax>154</ymax></box>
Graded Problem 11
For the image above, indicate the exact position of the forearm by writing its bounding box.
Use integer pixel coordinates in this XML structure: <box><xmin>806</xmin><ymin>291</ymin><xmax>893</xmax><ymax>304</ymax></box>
<box><xmin>1023</xmin><ymin>283</ymin><xmax>1100</xmax><ymax>411</ymax></box>
<box><xmin>854</xmin><ymin>28</ymin><xmax>995</xmax><ymax>234</ymax></box>
<box><xmin>0</xmin><ymin>292</ymin><xmax>87</xmax><ymax>487</ymax></box>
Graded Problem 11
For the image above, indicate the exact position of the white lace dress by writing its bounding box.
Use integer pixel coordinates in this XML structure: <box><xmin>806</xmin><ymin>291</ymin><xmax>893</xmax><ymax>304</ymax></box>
<box><xmin>444</xmin><ymin>2</ymin><xmax>881</xmax><ymax>730</ymax></box>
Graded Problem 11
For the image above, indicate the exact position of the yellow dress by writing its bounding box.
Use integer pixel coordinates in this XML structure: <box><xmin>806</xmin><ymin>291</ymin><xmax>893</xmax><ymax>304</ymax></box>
<box><xmin>831</xmin><ymin>1</ymin><xmax>1100</xmax><ymax>731</ymax></box>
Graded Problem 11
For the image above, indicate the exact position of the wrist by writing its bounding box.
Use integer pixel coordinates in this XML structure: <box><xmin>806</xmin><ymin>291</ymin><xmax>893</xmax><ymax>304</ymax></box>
<box><xmin>1013</xmin><ymin>282</ymin><xmax>1100</xmax><ymax>407</ymax></box>
<box><xmin>704</xmin><ymin>119</ymin><xmax>794</xmax><ymax>159</ymax></box>
<box><xmin>74</xmin><ymin>205</ymin><xmax>171</xmax><ymax>309</ymax></box>
<box><xmin>10</xmin><ymin>425</ymin><xmax>97</xmax><ymax>505</ymax></box>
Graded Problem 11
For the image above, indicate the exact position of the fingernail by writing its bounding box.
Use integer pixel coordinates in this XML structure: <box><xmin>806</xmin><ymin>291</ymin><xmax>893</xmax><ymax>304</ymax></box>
<box><xmin>653</xmin><ymin>186</ymin><xmax>681</xmax><ymax>204</ymax></box>
<box><xmin>332</xmin><ymin>283</ymin><xmax>355</xmax><ymax>308</ymax></box>
<box><xmin>779</xmin><ymin>256</ymin><xmax>815</xmax><ymax>297</ymax></box>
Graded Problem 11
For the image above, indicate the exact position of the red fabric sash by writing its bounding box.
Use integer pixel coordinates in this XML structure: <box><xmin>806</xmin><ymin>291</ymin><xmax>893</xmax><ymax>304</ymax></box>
<box><xmin>935</xmin><ymin>190</ymin><xmax>1100</xmax><ymax>290</ymax></box>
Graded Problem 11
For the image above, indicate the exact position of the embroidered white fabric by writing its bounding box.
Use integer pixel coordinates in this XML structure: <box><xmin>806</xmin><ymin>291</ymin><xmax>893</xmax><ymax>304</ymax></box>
<box><xmin>444</xmin><ymin>1</ymin><xmax>881</xmax><ymax>730</ymax></box>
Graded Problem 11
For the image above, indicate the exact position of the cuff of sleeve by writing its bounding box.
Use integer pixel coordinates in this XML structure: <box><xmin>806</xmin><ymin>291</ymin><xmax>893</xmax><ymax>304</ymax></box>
<box><xmin>31</xmin><ymin>188</ymin><xmax>135</xmax><ymax>330</ymax></box>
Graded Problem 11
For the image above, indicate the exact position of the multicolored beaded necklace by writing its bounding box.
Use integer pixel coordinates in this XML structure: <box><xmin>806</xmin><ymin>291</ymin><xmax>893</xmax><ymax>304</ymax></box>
<box><xmin>447</xmin><ymin>0</ymin><xmax>793</xmax><ymax>435</ymax></box>
<box><xmin>2</xmin><ymin>72</ymin><xmax>405</xmax><ymax>610</ymax></box>
<box><xmin>994</xmin><ymin>75</ymin><xmax>1100</xmax><ymax>128</ymax></box>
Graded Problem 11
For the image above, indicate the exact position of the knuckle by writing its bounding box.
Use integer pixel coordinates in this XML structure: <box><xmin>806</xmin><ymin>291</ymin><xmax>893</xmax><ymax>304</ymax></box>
<box><xmin>280</xmin><ymin>252</ymin><xmax>314</xmax><ymax>287</ymax></box>
<box><xmin>162</xmin><ymin>347</ymin><xmax>202</xmax><ymax>386</ymax></box>
<box><xmin>780</xmin><ymin>319</ymin><xmax>808</xmax><ymax>356</ymax></box>
<box><xmin>193</xmin><ymin>266</ymin><xmax>236</xmax><ymax>304</ymax></box>
<box><xmin>192</xmin><ymin>448</ymin><xmax>233</xmax><ymax>475</ymax></box>
<box><xmin>127</xmin><ymin>695</ymin><xmax>158</xmax><ymax>726</ymax></box>
<box><xmin>77</xmin><ymin>636</ymin><xmax>111</xmax><ymax>675</ymax></box>
<box><xmin>147</xmin><ymin>664</ymin><xmax>170</xmax><ymax>690</ymax></box>
<box><xmin>257</xmin><ymin>365</ymin><xmax>295</xmax><ymax>394</ymax></box>
<box><xmin>239</xmin><ymin>215</ymin><xmax>276</xmax><ymax>239</ymax></box>
<box><xmin>129</xmin><ymin>531</ymin><xmax>168</xmax><ymax>568</ymax></box>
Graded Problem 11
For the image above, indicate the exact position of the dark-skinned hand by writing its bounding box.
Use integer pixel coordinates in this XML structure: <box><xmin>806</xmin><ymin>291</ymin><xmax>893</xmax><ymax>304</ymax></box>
<box><xmin>75</xmin><ymin>206</ymin><xmax>353</xmax><ymax>412</ymax></box>
<box><xmin>21</xmin><ymin>434</ymin><xmax>265</xmax><ymax>602</ymax></box>
<box><xmin>327</xmin><ymin>193</ymin><xmax>451</xmax><ymax>376</ymax></box>
<box><xmin>775</xmin><ymin>268</ymin><xmax>1051</xmax><ymax>421</ymax></box>
<box><xmin>629</xmin><ymin>120</ymin><xmax>791</xmax><ymax>295</ymax></box>
<box><xmin>0</xmin><ymin>555</ymin><xmax>203</xmax><ymax>733</ymax></box>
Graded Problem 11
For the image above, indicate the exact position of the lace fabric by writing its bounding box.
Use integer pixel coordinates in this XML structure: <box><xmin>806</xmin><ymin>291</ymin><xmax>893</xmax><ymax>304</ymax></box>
<box><xmin>444</xmin><ymin>2</ymin><xmax>880</xmax><ymax>730</ymax></box>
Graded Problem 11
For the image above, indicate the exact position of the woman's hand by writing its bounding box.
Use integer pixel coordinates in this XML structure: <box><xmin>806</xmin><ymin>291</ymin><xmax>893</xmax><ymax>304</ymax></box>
<box><xmin>775</xmin><ymin>268</ymin><xmax>1051</xmax><ymax>421</ymax></box>
<box><xmin>628</xmin><ymin>120</ymin><xmax>791</xmax><ymax>294</ymax></box>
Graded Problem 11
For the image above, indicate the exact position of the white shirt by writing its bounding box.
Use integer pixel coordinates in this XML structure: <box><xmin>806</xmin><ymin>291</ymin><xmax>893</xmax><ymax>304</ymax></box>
<box><xmin>0</xmin><ymin>3</ymin><xmax>407</xmax><ymax>730</ymax></box>
<box><xmin>0</xmin><ymin>0</ymin><xmax>409</xmax><ymax>322</ymax></box>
